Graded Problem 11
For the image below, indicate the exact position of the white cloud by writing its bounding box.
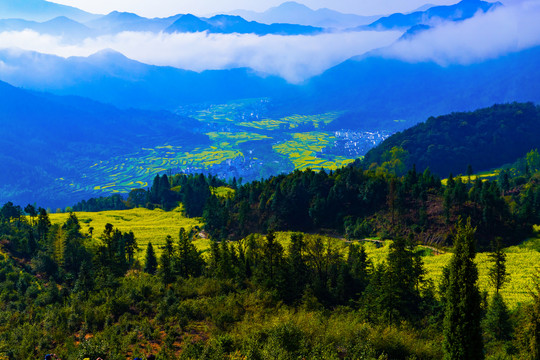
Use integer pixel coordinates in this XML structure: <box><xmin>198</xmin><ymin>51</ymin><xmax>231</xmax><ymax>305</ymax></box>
<box><xmin>380</xmin><ymin>1</ymin><xmax>540</xmax><ymax>65</ymax></box>
<box><xmin>0</xmin><ymin>30</ymin><xmax>402</xmax><ymax>83</ymax></box>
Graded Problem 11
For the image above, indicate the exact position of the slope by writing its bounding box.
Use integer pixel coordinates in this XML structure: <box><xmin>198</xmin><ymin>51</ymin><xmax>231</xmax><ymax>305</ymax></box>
<box><xmin>0</xmin><ymin>80</ymin><xmax>208</xmax><ymax>208</ymax></box>
<box><xmin>361</xmin><ymin>102</ymin><xmax>540</xmax><ymax>177</ymax></box>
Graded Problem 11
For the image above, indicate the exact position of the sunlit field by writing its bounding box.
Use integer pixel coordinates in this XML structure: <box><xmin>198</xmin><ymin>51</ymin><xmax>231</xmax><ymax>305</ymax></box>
<box><xmin>50</xmin><ymin>207</ymin><xmax>539</xmax><ymax>308</ymax></box>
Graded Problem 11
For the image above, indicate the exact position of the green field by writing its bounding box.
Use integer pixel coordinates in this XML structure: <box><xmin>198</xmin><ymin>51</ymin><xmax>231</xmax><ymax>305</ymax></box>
<box><xmin>273</xmin><ymin>132</ymin><xmax>355</xmax><ymax>170</ymax></box>
<box><xmin>237</xmin><ymin>112</ymin><xmax>343</xmax><ymax>131</ymax></box>
<box><xmin>51</xmin><ymin>99</ymin><xmax>364</xmax><ymax>200</ymax></box>
<box><xmin>49</xmin><ymin>207</ymin><xmax>209</xmax><ymax>260</ymax></box>
<box><xmin>49</xmin><ymin>208</ymin><xmax>540</xmax><ymax>308</ymax></box>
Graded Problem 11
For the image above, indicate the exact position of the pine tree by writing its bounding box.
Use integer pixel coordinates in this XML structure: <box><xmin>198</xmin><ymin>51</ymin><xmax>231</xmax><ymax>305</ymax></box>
<box><xmin>176</xmin><ymin>228</ymin><xmax>204</xmax><ymax>278</ymax></box>
<box><xmin>488</xmin><ymin>238</ymin><xmax>509</xmax><ymax>294</ymax></box>
<box><xmin>158</xmin><ymin>236</ymin><xmax>174</xmax><ymax>284</ymax></box>
<box><xmin>74</xmin><ymin>260</ymin><xmax>94</xmax><ymax>298</ymax></box>
<box><xmin>484</xmin><ymin>292</ymin><xmax>512</xmax><ymax>342</ymax></box>
<box><xmin>443</xmin><ymin>218</ymin><xmax>484</xmax><ymax>360</ymax></box>
<box><xmin>144</xmin><ymin>242</ymin><xmax>158</xmax><ymax>275</ymax></box>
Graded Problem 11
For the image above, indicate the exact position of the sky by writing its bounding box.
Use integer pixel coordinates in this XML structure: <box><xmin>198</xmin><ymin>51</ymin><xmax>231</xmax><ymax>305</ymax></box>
<box><xmin>48</xmin><ymin>0</ymin><xmax>459</xmax><ymax>17</ymax></box>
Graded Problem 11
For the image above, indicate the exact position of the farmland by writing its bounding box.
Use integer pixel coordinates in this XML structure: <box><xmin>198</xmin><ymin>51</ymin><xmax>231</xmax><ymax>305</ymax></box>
<box><xmin>49</xmin><ymin>208</ymin><xmax>540</xmax><ymax>308</ymax></box>
<box><xmin>48</xmin><ymin>206</ymin><xmax>209</xmax><ymax>259</ymax></box>
<box><xmin>48</xmin><ymin>99</ymin><xmax>390</xmax><ymax>204</ymax></box>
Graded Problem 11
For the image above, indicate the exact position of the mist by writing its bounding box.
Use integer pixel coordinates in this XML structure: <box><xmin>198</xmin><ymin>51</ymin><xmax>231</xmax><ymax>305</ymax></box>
<box><xmin>380</xmin><ymin>1</ymin><xmax>540</xmax><ymax>65</ymax></box>
<box><xmin>0</xmin><ymin>30</ymin><xmax>402</xmax><ymax>83</ymax></box>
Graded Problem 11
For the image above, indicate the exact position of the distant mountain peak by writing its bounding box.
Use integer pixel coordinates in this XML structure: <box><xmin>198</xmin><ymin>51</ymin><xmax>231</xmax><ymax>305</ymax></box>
<box><xmin>228</xmin><ymin>1</ymin><xmax>379</xmax><ymax>28</ymax></box>
<box><xmin>274</xmin><ymin>2</ymin><xmax>313</xmax><ymax>11</ymax></box>
<box><xmin>87</xmin><ymin>48</ymin><xmax>130</xmax><ymax>62</ymax></box>
<box><xmin>104</xmin><ymin>11</ymin><xmax>143</xmax><ymax>20</ymax></box>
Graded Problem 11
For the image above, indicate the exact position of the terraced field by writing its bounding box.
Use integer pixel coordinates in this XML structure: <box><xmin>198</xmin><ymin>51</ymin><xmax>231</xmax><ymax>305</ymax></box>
<box><xmin>273</xmin><ymin>132</ymin><xmax>356</xmax><ymax>170</ymax></box>
<box><xmin>50</xmin><ymin>99</ymin><xmax>388</xmax><ymax>206</ymax></box>
<box><xmin>237</xmin><ymin>112</ymin><xmax>343</xmax><ymax>131</ymax></box>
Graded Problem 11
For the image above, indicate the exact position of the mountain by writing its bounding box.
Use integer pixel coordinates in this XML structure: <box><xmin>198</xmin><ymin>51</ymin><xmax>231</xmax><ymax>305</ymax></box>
<box><xmin>0</xmin><ymin>80</ymin><xmax>207</xmax><ymax>208</ymax></box>
<box><xmin>362</xmin><ymin>0</ymin><xmax>501</xmax><ymax>30</ymax></box>
<box><xmin>165</xmin><ymin>14</ymin><xmax>323</xmax><ymax>35</ymax></box>
<box><xmin>288</xmin><ymin>46</ymin><xmax>540</xmax><ymax>132</ymax></box>
<box><xmin>85</xmin><ymin>11</ymin><xmax>182</xmax><ymax>34</ymax></box>
<box><xmin>0</xmin><ymin>17</ymin><xmax>95</xmax><ymax>42</ymax></box>
<box><xmin>230</xmin><ymin>1</ymin><xmax>380</xmax><ymax>29</ymax></box>
<box><xmin>1</xmin><ymin>43</ymin><xmax>539</xmax><ymax>129</ymax></box>
<box><xmin>0</xmin><ymin>49</ymin><xmax>295</xmax><ymax>111</ymax></box>
<box><xmin>0</xmin><ymin>0</ymin><xmax>98</xmax><ymax>22</ymax></box>
<box><xmin>361</xmin><ymin>102</ymin><xmax>540</xmax><ymax>177</ymax></box>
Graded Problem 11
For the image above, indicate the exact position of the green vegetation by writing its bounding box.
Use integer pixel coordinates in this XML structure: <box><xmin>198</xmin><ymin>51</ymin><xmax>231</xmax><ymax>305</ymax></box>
<box><xmin>362</xmin><ymin>102</ymin><xmax>540</xmax><ymax>177</ymax></box>
<box><xmin>2</xmin><ymin>110</ymin><xmax>540</xmax><ymax>358</ymax></box>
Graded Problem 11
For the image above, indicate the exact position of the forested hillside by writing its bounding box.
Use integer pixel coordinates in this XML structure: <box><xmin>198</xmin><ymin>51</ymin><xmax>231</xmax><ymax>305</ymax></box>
<box><xmin>361</xmin><ymin>102</ymin><xmax>540</xmax><ymax>177</ymax></box>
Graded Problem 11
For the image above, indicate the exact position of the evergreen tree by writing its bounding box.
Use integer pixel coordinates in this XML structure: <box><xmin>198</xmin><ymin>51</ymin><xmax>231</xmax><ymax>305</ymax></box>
<box><xmin>37</xmin><ymin>207</ymin><xmax>51</xmax><ymax>243</ymax></box>
<box><xmin>443</xmin><ymin>218</ymin><xmax>484</xmax><ymax>360</ymax></box>
<box><xmin>483</xmin><ymin>292</ymin><xmax>512</xmax><ymax>342</ymax></box>
<box><xmin>176</xmin><ymin>228</ymin><xmax>204</xmax><ymax>278</ymax></box>
<box><xmin>144</xmin><ymin>242</ymin><xmax>158</xmax><ymax>275</ymax></box>
<box><xmin>488</xmin><ymin>238</ymin><xmax>509</xmax><ymax>294</ymax></box>
<box><xmin>158</xmin><ymin>236</ymin><xmax>174</xmax><ymax>284</ymax></box>
<box><xmin>257</xmin><ymin>231</ymin><xmax>284</xmax><ymax>290</ymax></box>
<box><xmin>74</xmin><ymin>260</ymin><xmax>94</xmax><ymax>298</ymax></box>
<box><xmin>124</xmin><ymin>231</ymin><xmax>138</xmax><ymax>267</ymax></box>
<box><xmin>287</xmin><ymin>232</ymin><xmax>309</xmax><ymax>301</ymax></box>
<box><xmin>377</xmin><ymin>236</ymin><xmax>423</xmax><ymax>323</ymax></box>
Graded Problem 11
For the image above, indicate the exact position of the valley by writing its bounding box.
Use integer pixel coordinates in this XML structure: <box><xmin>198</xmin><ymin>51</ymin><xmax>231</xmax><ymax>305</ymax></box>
<box><xmin>46</xmin><ymin>99</ymin><xmax>391</xmax><ymax>206</ymax></box>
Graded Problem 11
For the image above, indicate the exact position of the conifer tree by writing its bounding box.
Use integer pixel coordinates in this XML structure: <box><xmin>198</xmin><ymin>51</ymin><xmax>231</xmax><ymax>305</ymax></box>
<box><xmin>443</xmin><ymin>218</ymin><xmax>484</xmax><ymax>360</ymax></box>
<box><xmin>159</xmin><ymin>236</ymin><xmax>174</xmax><ymax>284</ymax></box>
<box><xmin>488</xmin><ymin>238</ymin><xmax>509</xmax><ymax>294</ymax></box>
<box><xmin>484</xmin><ymin>292</ymin><xmax>512</xmax><ymax>342</ymax></box>
<box><xmin>144</xmin><ymin>242</ymin><xmax>158</xmax><ymax>275</ymax></box>
<box><xmin>176</xmin><ymin>228</ymin><xmax>204</xmax><ymax>278</ymax></box>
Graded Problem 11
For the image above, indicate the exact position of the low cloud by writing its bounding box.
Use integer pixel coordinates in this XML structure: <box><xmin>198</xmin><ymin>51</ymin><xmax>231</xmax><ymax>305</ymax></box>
<box><xmin>380</xmin><ymin>1</ymin><xmax>540</xmax><ymax>65</ymax></box>
<box><xmin>1</xmin><ymin>2</ymin><xmax>539</xmax><ymax>83</ymax></box>
<box><xmin>0</xmin><ymin>30</ymin><xmax>402</xmax><ymax>83</ymax></box>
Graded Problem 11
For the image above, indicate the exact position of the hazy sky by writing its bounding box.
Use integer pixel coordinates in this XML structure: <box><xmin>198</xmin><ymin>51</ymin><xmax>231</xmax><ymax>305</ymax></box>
<box><xmin>49</xmin><ymin>0</ymin><xmax>459</xmax><ymax>17</ymax></box>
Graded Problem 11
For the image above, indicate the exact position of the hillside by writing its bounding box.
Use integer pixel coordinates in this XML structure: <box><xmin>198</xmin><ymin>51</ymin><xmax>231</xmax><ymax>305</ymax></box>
<box><xmin>363</xmin><ymin>0</ymin><xmax>500</xmax><ymax>30</ymax></box>
<box><xmin>0</xmin><ymin>80</ymin><xmax>208</xmax><ymax>208</ymax></box>
<box><xmin>0</xmin><ymin>49</ymin><xmax>294</xmax><ymax>111</ymax></box>
<box><xmin>361</xmin><ymin>102</ymin><xmax>540</xmax><ymax>177</ymax></box>
<box><xmin>165</xmin><ymin>14</ymin><xmax>323</xmax><ymax>35</ymax></box>
<box><xmin>299</xmin><ymin>46</ymin><xmax>540</xmax><ymax>129</ymax></box>
<box><xmin>1</xmin><ymin>132</ymin><xmax>540</xmax><ymax>358</ymax></box>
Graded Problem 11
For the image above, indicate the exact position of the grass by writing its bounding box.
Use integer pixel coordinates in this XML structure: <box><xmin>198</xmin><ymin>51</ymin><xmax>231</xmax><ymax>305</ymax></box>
<box><xmin>357</xmin><ymin>237</ymin><xmax>540</xmax><ymax>309</ymax></box>
<box><xmin>244</xmin><ymin>233</ymin><xmax>539</xmax><ymax>308</ymax></box>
